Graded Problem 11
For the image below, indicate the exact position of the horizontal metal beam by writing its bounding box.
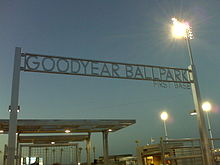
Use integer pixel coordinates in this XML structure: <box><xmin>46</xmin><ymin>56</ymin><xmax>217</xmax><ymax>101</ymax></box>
<box><xmin>20</xmin><ymin>53</ymin><xmax>191</xmax><ymax>84</ymax></box>
<box><xmin>18</xmin><ymin>135</ymin><xmax>89</xmax><ymax>143</ymax></box>
<box><xmin>165</xmin><ymin>154</ymin><xmax>202</xmax><ymax>160</ymax></box>
<box><xmin>20</xmin><ymin>143</ymin><xmax>78</xmax><ymax>147</ymax></box>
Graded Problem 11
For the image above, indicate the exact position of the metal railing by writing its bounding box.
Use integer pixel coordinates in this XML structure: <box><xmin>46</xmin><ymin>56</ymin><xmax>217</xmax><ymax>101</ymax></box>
<box><xmin>160</xmin><ymin>138</ymin><xmax>203</xmax><ymax>165</ymax></box>
<box><xmin>136</xmin><ymin>137</ymin><xmax>220</xmax><ymax>165</ymax></box>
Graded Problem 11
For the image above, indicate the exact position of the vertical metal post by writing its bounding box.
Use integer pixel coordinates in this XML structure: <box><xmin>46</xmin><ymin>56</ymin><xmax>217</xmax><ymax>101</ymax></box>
<box><xmin>45</xmin><ymin>148</ymin><xmax>48</xmax><ymax>165</ymax></box>
<box><xmin>185</xmin><ymin>36</ymin><xmax>194</xmax><ymax>65</ymax></box>
<box><xmin>93</xmin><ymin>146</ymin><xmax>96</xmax><ymax>161</ymax></box>
<box><xmin>78</xmin><ymin>147</ymin><xmax>82</xmax><ymax>164</ymax></box>
<box><xmin>163</xmin><ymin>120</ymin><xmax>168</xmax><ymax>140</ymax></box>
<box><xmin>160</xmin><ymin>137</ymin><xmax>165</xmax><ymax>165</ymax></box>
<box><xmin>102</xmin><ymin>131</ymin><xmax>109</xmax><ymax>165</ymax></box>
<box><xmin>86</xmin><ymin>133</ymin><xmax>91</xmax><ymax>165</ymax></box>
<box><xmin>188</xmin><ymin>65</ymin><xmax>213</xmax><ymax>165</ymax></box>
<box><xmin>7</xmin><ymin>47</ymin><xmax>22</xmax><ymax>165</ymax></box>
<box><xmin>3</xmin><ymin>145</ymin><xmax>7</xmax><ymax>165</ymax></box>
<box><xmin>136</xmin><ymin>146</ymin><xmax>143</xmax><ymax>165</ymax></box>
<box><xmin>52</xmin><ymin>149</ymin><xmax>55</xmax><ymax>164</ymax></box>
<box><xmin>75</xmin><ymin>144</ymin><xmax>79</xmax><ymax>165</ymax></box>
<box><xmin>16</xmin><ymin>133</ymin><xmax>20</xmax><ymax>165</ymax></box>
<box><xmin>191</xmin><ymin>140</ymin><xmax>196</xmax><ymax>165</ymax></box>
<box><xmin>19</xmin><ymin>145</ymin><xmax>22</xmax><ymax>165</ymax></box>
<box><xmin>28</xmin><ymin>146</ymin><xmax>31</xmax><ymax>164</ymax></box>
<box><xmin>60</xmin><ymin>148</ymin><xmax>63</xmax><ymax>164</ymax></box>
<box><xmin>186</xmin><ymin>36</ymin><xmax>213</xmax><ymax>165</ymax></box>
<box><xmin>206</xmin><ymin>112</ymin><xmax>214</xmax><ymax>149</ymax></box>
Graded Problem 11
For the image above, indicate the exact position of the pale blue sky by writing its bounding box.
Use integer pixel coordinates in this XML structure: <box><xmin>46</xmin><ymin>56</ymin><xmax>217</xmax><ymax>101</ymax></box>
<box><xmin>0</xmin><ymin>0</ymin><xmax>220</xmax><ymax>160</ymax></box>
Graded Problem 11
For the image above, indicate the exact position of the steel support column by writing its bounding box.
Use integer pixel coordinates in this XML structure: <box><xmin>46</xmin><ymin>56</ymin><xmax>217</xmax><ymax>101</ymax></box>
<box><xmin>186</xmin><ymin>36</ymin><xmax>213</xmax><ymax>165</ymax></box>
<box><xmin>16</xmin><ymin>133</ymin><xmax>20</xmax><ymax>165</ymax></box>
<box><xmin>86</xmin><ymin>133</ymin><xmax>91</xmax><ymax>165</ymax></box>
<box><xmin>206</xmin><ymin>112</ymin><xmax>214</xmax><ymax>149</ymax></box>
<box><xmin>18</xmin><ymin>144</ymin><xmax>22</xmax><ymax>165</ymax></box>
<box><xmin>7</xmin><ymin>47</ymin><xmax>22</xmax><ymax>165</ymax></box>
<box><xmin>189</xmin><ymin>65</ymin><xmax>213</xmax><ymax>165</ymax></box>
<box><xmin>102</xmin><ymin>131</ymin><xmax>109</xmax><ymax>165</ymax></box>
<box><xmin>28</xmin><ymin>146</ymin><xmax>31</xmax><ymax>164</ymax></box>
<box><xmin>75</xmin><ymin>144</ymin><xmax>79</xmax><ymax>165</ymax></box>
<box><xmin>3</xmin><ymin>145</ymin><xmax>7</xmax><ymax>165</ymax></box>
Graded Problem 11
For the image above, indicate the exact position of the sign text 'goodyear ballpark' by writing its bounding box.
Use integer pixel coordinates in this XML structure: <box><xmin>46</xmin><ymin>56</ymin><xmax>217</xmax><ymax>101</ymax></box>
<box><xmin>21</xmin><ymin>54</ymin><xmax>191</xmax><ymax>89</ymax></box>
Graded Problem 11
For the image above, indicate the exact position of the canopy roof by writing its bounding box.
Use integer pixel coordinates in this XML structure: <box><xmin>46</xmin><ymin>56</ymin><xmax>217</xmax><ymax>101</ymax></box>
<box><xmin>18</xmin><ymin>134</ymin><xmax>89</xmax><ymax>144</ymax></box>
<box><xmin>0</xmin><ymin>119</ymin><xmax>136</xmax><ymax>134</ymax></box>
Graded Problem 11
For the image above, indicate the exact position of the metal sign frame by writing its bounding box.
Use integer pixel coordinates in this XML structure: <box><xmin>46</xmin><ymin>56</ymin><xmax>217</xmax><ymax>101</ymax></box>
<box><xmin>7</xmin><ymin>47</ymin><xmax>211</xmax><ymax>165</ymax></box>
<box><xmin>21</xmin><ymin>53</ymin><xmax>191</xmax><ymax>84</ymax></box>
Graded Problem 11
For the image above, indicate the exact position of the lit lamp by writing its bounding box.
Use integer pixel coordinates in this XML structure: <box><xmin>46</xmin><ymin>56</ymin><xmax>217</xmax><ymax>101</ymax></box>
<box><xmin>171</xmin><ymin>18</ymin><xmax>212</xmax><ymax>164</ymax></box>
<box><xmin>171</xmin><ymin>18</ymin><xmax>193</xmax><ymax>39</ymax></box>
<box><xmin>160</xmin><ymin>111</ymin><xmax>168</xmax><ymax>140</ymax></box>
<box><xmin>202</xmin><ymin>101</ymin><xmax>214</xmax><ymax>149</ymax></box>
<box><xmin>202</xmin><ymin>101</ymin><xmax>212</xmax><ymax>112</ymax></box>
<box><xmin>190</xmin><ymin>110</ymin><xmax>197</xmax><ymax>116</ymax></box>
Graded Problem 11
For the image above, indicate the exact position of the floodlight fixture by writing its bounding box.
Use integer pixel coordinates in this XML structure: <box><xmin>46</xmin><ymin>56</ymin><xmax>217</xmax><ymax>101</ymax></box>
<box><xmin>160</xmin><ymin>111</ymin><xmax>168</xmax><ymax>121</ymax></box>
<box><xmin>202</xmin><ymin>101</ymin><xmax>212</xmax><ymax>112</ymax></box>
<box><xmin>171</xmin><ymin>18</ymin><xmax>193</xmax><ymax>39</ymax></box>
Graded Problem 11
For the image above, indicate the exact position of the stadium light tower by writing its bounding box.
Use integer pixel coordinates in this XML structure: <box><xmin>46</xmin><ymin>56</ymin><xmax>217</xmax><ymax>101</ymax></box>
<box><xmin>171</xmin><ymin>18</ymin><xmax>213</xmax><ymax>165</ymax></box>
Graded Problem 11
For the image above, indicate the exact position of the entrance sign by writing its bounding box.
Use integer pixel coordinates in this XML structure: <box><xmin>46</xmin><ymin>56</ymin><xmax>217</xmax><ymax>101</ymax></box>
<box><xmin>8</xmin><ymin>48</ymin><xmax>193</xmax><ymax>165</ymax></box>
<box><xmin>21</xmin><ymin>53</ymin><xmax>191</xmax><ymax>85</ymax></box>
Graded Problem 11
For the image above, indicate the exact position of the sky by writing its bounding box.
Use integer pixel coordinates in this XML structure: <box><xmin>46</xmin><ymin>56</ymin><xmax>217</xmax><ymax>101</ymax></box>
<box><xmin>1</xmin><ymin>0</ymin><xmax>220</xmax><ymax>162</ymax></box>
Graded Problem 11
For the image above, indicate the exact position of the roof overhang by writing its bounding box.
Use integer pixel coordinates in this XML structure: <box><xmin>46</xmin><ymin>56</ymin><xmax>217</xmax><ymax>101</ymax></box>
<box><xmin>18</xmin><ymin>134</ymin><xmax>89</xmax><ymax>144</ymax></box>
<box><xmin>0</xmin><ymin>119</ymin><xmax>136</xmax><ymax>134</ymax></box>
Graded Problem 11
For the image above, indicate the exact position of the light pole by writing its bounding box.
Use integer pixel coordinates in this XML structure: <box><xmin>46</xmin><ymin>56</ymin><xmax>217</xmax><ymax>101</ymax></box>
<box><xmin>160</xmin><ymin>111</ymin><xmax>168</xmax><ymax>140</ymax></box>
<box><xmin>202</xmin><ymin>101</ymin><xmax>214</xmax><ymax>149</ymax></box>
<box><xmin>171</xmin><ymin>18</ymin><xmax>213</xmax><ymax>164</ymax></box>
<box><xmin>190</xmin><ymin>101</ymin><xmax>215</xmax><ymax>149</ymax></box>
